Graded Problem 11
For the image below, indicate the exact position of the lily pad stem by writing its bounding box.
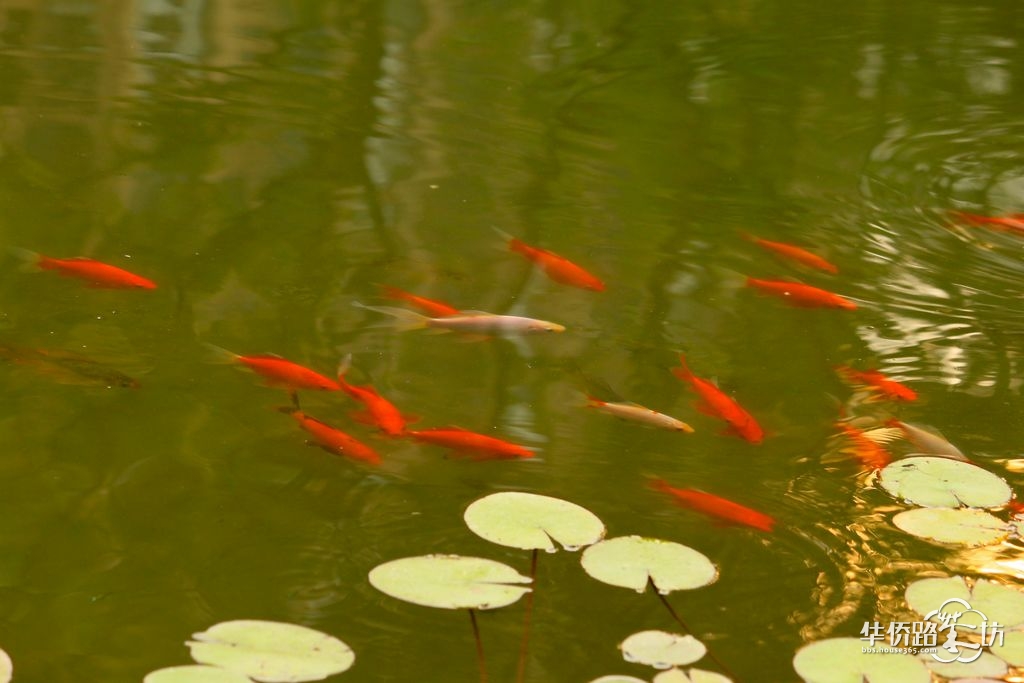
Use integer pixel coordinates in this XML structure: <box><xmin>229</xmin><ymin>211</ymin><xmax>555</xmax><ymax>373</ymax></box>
<box><xmin>468</xmin><ymin>608</ymin><xmax>488</xmax><ymax>683</ymax></box>
<box><xmin>515</xmin><ymin>548</ymin><xmax>539</xmax><ymax>683</ymax></box>
<box><xmin>648</xmin><ymin>576</ymin><xmax>737</xmax><ymax>682</ymax></box>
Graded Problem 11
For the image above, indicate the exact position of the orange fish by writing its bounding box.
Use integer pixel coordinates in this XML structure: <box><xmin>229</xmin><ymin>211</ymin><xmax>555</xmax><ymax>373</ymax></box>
<box><xmin>282</xmin><ymin>409</ymin><xmax>381</xmax><ymax>465</ymax></box>
<box><xmin>951</xmin><ymin>211</ymin><xmax>1024</xmax><ymax>235</ymax></box>
<box><xmin>498</xmin><ymin>230</ymin><xmax>604</xmax><ymax>291</ymax></box>
<box><xmin>746</xmin><ymin>277</ymin><xmax>856</xmax><ymax>310</ymax></box>
<box><xmin>405</xmin><ymin>426</ymin><xmax>534</xmax><ymax>460</ymax></box>
<box><xmin>337</xmin><ymin>356</ymin><xmax>412</xmax><ymax>436</ymax></box>
<box><xmin>835</xmin><ymin>422</ymin><xmax>892</xmax><ymax>471</ymax></box>
<box><xmin>742</xmin><ymin>233</ymin><xmax>838</xmax><ymax>273</ymax></box>
<box><xmin>835</xmin><ymin>366</ymin><xmax>917</xmax><ymax>402</ymax></box>
<box><xmin>671</xmin><ymin>354</ymin><xmax>764</xmax><ymax>444</ymax></box>
<box><xmin>13</xmin><ymin>248</ymin><xmax>157</xmax><ymax>289</ymax></box>
<box><xmin>651</xmin><ymin>479</ymin><xmax>775</xmax><ymax>532</ymax></box>
<box><xmin>206</xmin><ymin>345</ymin><xmax>340</xmax><ymax>391</ymax></box>
<box><xmin>379</xmin><ymin>285</ymin><xmax>460</xmax><ymax>317</ymax></box>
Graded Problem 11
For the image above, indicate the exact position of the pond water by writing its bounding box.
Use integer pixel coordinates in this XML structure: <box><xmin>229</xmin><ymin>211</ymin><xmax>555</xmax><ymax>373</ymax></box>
<box><xmin>1</xmin><ymin>1</ymin><xmax>1023</xmax><ymax>681</ymax></box>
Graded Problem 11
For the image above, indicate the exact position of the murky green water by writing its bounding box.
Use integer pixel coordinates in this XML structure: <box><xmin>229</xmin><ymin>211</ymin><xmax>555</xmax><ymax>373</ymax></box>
<box><xmin>1</xmin><ymin>1</ymin><xmax>1024</xmax><ymax>681</ymax></box>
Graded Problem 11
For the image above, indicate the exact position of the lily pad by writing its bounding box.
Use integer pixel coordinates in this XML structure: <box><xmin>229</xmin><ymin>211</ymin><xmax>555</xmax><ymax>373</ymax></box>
<box><xmin>922</xmin><ymin>652</ymin><xmax>1007</xmax><ymax>679</ymax></box>
<box><xmin>187</xmin><ymin>620</ymin><xmax>354</xmax><ymax>682</ymax></box>
<box><xmin>586</xmin><ymin>677</ymin><xmax>648</xmax><ymax>683</ymax></box>
<box><xmin>620</xmin><ymin>630</ymin><xmax>707</xmax><ymax>668</ymax></box>
<box><xmin>879</xmin><ymin>458</ymin><xmax>1011</xmax><ymax>508</ymax></box>
<box><xmin>464</xmin><ymin>492</ymin><xmax>605</xmax><ymax>551</ymax></box>
<box><xmin>144</xmin><ymin>665</ymin><xmax>254</xmax><ymax>683</ymax></box>
<box><xmin>652</xmin><ymin>670</ymin><xmax>732</xmax><ymax>683</ymax></box>
<box><xmin>794</xmin><ymin>638</ymin><xmax>930</xmax><ymax>682</ymax></box>
<box><xmin>368</xmin><ymin>554</ymin><xmax>531</xmax><ymax>610</ymax></box>
<box><xmin>892</xmin><ymin>508</ymin><xmax>1009</xmax><ymax>546</ymax></box>
<box><xmin>0</xmin><ymin>649</ymin><xmax>9</xmax><ymax>683</ymax></box>
<box><xmin>906</xmin><ymin>576</ymin><xmax>1024</xmax><ymax>628</ymax></box>
<box><xmin>581</xmin><ymin>536</ymin><xmax>718</xmax><ymax>593</ymax></box>
<box><xmin>990</xmin><ymin>630</ymin><xmax>1024</xmax><ymax>666</ymax></box>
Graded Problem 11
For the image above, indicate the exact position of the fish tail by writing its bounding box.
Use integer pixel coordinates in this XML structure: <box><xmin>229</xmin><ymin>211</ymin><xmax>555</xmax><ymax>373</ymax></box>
<box><xmin>9</xmin><ymin>247</ymin><xmax>43</xmax><ymax>272</ymax></box>
<box><xmin>202</xmin><ymin>343</ymin><xmax>241</xmax><ymax>364</ymax></box>
<box><xmin>491</xmin><ymin>226</ymin><xmax>517</xmax><ymax>250</ymax></box>
<box><xmin>648</xmin><ymin>477</ymin><xmax>673</xmax><ymax>494</ymax></box>
<box><xmin>275</xmin><ymin>405</ymin><xmax>301</xmax><ymax>417</ymax></box>
<box><xmin>337</xmin><ymin>353</ymin><xmax>353</xmax><ymax>378</ymax></box>
<box><xmin>673</xmin><ymin>354</ymin><xmax>694</xmax><ymax>381</ymax></box>
<box><xmin>584</xmin><ymin>395</ymin><xmax>605</xmax><ymax>408</ymax></box>
<box><xmin>352</xmin><ymin>302</ymin><xmax>430</xmax><ymax>331</ymax></box>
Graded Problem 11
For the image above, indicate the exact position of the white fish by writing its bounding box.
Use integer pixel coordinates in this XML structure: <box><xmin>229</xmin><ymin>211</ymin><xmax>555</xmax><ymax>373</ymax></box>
<box><xmin>354</xmin><ymin>303</ymin><xmax>565</xmax><ymax>335</ymax></box>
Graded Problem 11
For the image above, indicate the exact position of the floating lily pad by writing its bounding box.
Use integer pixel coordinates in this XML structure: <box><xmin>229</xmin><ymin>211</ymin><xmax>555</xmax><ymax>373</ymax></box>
<box><xmin>586</xmin><ymin>677</ymin><xmax>648</xmax><ymax>683</ymax></box>
<box><xmin>463</xmin><ymin>492</ymin><xmax>605</xmax><ymax>551</ymax></box>
<box><xmin>906</xmin><ymin>576</ymin><xmax>1024</xmax><ymax>628</ymax></box>
<box><xmin>620</xmin><ymin>630</ymin><xmax>707</xmax><ymax>668</ymax></box>
<box><xmin>793</xmin><ymin>637</ymin><xmax>930</xmax><ymax>683</ymax></box>
<box><xmin>879</xmin><ymin>458</ymin><xmax>1011</xmax><ymax>508</ymax></box>
<box><xmin>990</xmin><ymin>630</ymin><xmax>1024</xmax><ymax>666</ymax></box>
<box><xmin>581</xmin><ymin>536</ymin><xmax>717</xmax><ymax>593</ymax></box>
<box><xmin>368</xmin><ymin>554</ymin><xmax>531</xmax><ymax>610</ymax></box>
<box><xmin>680</xmin><ymin>669</ymin><xmax>732</xmax><ymax>683</ymax></box>
<box><xmin>144</xmin><ymin>665</ymin><xmax>254</xmax><ymax>683</ymax></box>
<box><xmin>0</xmin><ymin>649</ymin><xmax>9</xmax><ymax>683</ymax></box>
<box><xmin>187</xmin><ymin>620</ymin><xmax>354</xmax><ymax>682</ymax></box>
<box><xmin>651</xmin><ymin>670</ymin><xmax>733</xmax><ymax>683</ymax></box>
<box><xmin>892</xmin><ymin>508</ymin><xmax>1009</xmax><ymax>546</ymax></box>
<box><xmin>922</xmin><ymin>652</ymin><xmax>1007</xmax><ymax>680</ymax></box>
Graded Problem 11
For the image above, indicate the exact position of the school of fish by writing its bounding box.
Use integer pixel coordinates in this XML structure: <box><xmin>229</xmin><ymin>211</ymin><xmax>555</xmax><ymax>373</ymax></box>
<box><xmin>7</xmin><ymin>218</ymin><xmax>1021</xmax><ymax>534</ymax></box>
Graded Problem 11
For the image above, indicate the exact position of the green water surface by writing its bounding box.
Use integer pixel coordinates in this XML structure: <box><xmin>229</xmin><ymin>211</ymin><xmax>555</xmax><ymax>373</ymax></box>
<box><xmin>1</xmin><ymin>1</ymin><xmax>1023</xmax><ymax>681</ymax></box>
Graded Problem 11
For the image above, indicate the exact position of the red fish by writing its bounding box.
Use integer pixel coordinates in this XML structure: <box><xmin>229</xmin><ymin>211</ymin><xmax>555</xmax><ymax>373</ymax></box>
<box><xmin>671</xmin><ymin>354</ymin><xmax>764</xmax><ymax>444</ymax></box>
<box><xmin>405</xmin><ymin>426</ymin><xmax>534</xmax><ymax>460</ymax></box>
<box><xmin>379</xmin><ymin>285</ymin><xmax>460</xmax><ymax>317</ymax></box>
<box><xmin>746</xmin><ymin>277</ymin><xmax>856</xmax><ymax>310</ymax></box>
<box><xmin>499</xmin><ymin>231</ymin><xmax>605</xmax><ymax>291</ymax></box>
<box><xmin>13</xmin><ymin>249</ymin><xmax>157</xmax><ymax>289</ymax></box>
<box><xmin>835</xmin><ymin>422</ymin><xmax>892</xmax><ymax>471</ymax></box>
<box><xmin>337</xmin><ymin>357</ymin><xmax>412</xmax><ymax>436</ymax></box>
<box><xmin>206</xmin><ymin>345</ymin><xmax>341</xmax><ymax>391</ymax></box>
<box><xmin>741</xmin><ymin>233</ymin><xmax>838</xmax><ymax>273</ymax></box>
<box><xmin>835</xmin><ymin>366</ymin><xmax>917</xmax><ymax>402</ymax></box>
<box><xmin>651</xmin><ymin>479</ymin><xmax>775</xmax><ymax>532</ymax></box>
<box><xmin>282</xmin><ymin>409</ymin><xmax>381</xmax><ymax>465</ymax></box>
<box><xmin>951</xmin><ymin>211</ymin><xmax>1024</xmax><ymax>235</ymax></box>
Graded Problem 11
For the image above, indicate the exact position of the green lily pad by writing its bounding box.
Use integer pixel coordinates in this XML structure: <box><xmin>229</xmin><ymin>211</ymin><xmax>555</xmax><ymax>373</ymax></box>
<box><xmin>892</xmin><ymin>508</ymin><xmax>1009</xmax><ymax>546</ymax></box>
<box><xmin>463</xmin><ymin>492</ymin><xmax>605</xmax><ymax>551</ymax></box>
<box><xmin>879</xmin><ymin>458</ymin><xmax>1011</xmax><ymax>508</ymax></box>
<box><xmin>144</xmin><ymin>665</ymin><xmax>254</xmax><ymax>683</ymax></box>
<box><xmin>922</xmin><ymin>652</ymin><xmax>1007</xmax><ymax>679</ymax></box>
<box><xmin>581</xmin><ymin>536</ymin><xmax>718</xmax><ymax>593</ymax></box>
<box><xmin>187</xmin><ymin>620</ymin><xmax>354</xmax><ymax>682</ymax></box>
<box><xmin>651</xmin><ymin>670</ymin><xmax>733</xmax><ymax>683</ymax></box>
<box><xmin>793</xmin><ymin>637</ymin><xmax>930</xmax><ymax>683</ymax></box>
<box><xmin>620</xmin><ymin>630</ymin><xmax>707</xmax><ymax>668</ymax></box>
<box><xmin>368</xmin><ymin>554</ymin><xmax>531</xmax><ymax>610</ymax></box>
<box><xmin>906</xmin><ymin>576</ymin><xmax>1024</xmax><ymax>628</ymax></box>
<box><xmin>990</xmin><ymin>629</ymin><xmax>1024</xmax><ymax>666</ymax></box>
<box><xmin>0</xmin><ymin>648</ymin><xmax>9</xmax><ymax>683</ymax></box>
<box><xmin>680</xmin><ymin>670</ymin><xmax>732</xmax><ymax>683</ymax></box>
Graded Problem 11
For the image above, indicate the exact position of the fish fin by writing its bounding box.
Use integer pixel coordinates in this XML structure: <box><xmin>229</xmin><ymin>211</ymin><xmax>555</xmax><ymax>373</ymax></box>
<box><xmin>491</xmin><ymin>226</ymin><xmax>516</xmax><ymax>248</ymax></box>
<box><xmin>349</xmin><ymin>409</ymin><xmax>376</xmax><ymax>425</ymax></box>
<box><xmin>353</xmin><ymin>302</ymin><xmax>430</xmax><ymax>331</ymax></box>
<box><xmin>203</xmin><ymin>343</ymin><xmax>241</xmax><ymax>364</ymax></box>
<box><xmin>694</xmin><ymin>401</ymin><xmax>719</xmax><ymax>417</ymax></box>
<box><xmin>9</xmin><ymin>247</ymin><xmax>44</xmax><ymax>272</ymax></box>
<box><xmin>860</xmin><ymin>427</ymin><xmax>903</xmax><ymax>445</ymax></box>
<box><xmin>458</xmin><ymin>310</ymin><xmax>493</xmax><ymax>316</ymax></box>
<box><xmin>584</xmin><ymin>395</ymin><xmax>606</xmax><ymax>408</ymax></box>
